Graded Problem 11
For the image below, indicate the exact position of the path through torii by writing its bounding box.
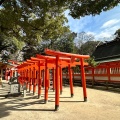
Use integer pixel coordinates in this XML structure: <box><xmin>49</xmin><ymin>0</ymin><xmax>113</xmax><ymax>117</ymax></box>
<box><xmin>17</xmin><ymin>49</ymin><xmax>90</xmax><ymax>111</ymax></box>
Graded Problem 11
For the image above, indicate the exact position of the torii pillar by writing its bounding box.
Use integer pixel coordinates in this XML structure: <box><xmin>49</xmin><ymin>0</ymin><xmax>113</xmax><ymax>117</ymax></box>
<box><xmin>80</xmin><ymin>58</ymin><xmax>87</xmax><ymax>101</ymax></box>
<box><xmin>55</xmin><ymin>55</ymin><xmax>60</xmax><ymax>111</ymax></box>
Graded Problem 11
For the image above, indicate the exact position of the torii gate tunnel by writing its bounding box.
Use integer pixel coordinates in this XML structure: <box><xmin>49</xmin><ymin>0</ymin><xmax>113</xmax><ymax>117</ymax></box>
<box><xmin>17</xmin><ymin>49</ymin><xmax>90</xmax><ymax>111</ymax></box>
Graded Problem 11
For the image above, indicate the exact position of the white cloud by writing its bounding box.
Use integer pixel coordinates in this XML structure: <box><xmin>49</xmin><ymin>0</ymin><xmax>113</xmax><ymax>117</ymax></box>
<box><xmin>95</xmin><ymin>32</ymin><xmax>111</xmax><ymax>39</ymax></box>
<box><xmin>95</xmin><ymin>25</ymin><xmax>120</xmax><ymax>40</ymax></box>
<box><xmin>65</xmin><ymin>6</ymin><xmax>120</xmax><ymax>41</ymax></box>
<box><xmin>66</xmin><ymin>17</ymin><xmax>88</xmax><ymax>32</ymax></box>
<box><xmin>101</xmin><ymin>19</ymin><xmax>120</xmax><ymax>29</ymax></box>
<box><xmin>64</xmin><ymin>10</ymin><xmax>92</xmax><ymax>32</ymax></box>
<box><xmin>86</xmin><ymin>31</ymin><xmax>95</xmax><ymax>36</ymax></box>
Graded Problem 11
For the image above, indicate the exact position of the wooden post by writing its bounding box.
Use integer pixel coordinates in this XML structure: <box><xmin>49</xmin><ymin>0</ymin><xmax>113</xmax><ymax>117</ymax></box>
<box><xmin>29</xmin><ymin>68</ymin><xmax>32</xmax><ymax>92</ymax></box>
<box><xmin>26</xmin><ymin>69</ymin><xmax>29</xmax><ymax>90</ymax></box>
<box><xmin>60</xmin><ymin>66</ymin><xmax>63</xmax><ymax>95</ymax></box>
<box><xmin>33</xmin><ymin>67</ymin><xmax>36</xmax><ymax>95</ymax></box>
<box><xmin>80</xmin><ymin>58</ymin><xmax>87</xmax><ymax>102</ymax></box>
<box><xmin>53</xmin><ymin>68</ymin><xmax>55</xmax><ymax>91</ymax></box>
<box><xmin>73</xmin><ymin>68</ymin><xmax>75</xmax><ymax>86</ymax></box>
<box><xmin>22</xmin><ymin>69</ymin><xmax>25</xmax><ymax>87</ymax></box>
<box><xmin>38</xmin><ymin>61</ymin><xmax>41</xmax><ymax>98</ymax></box>
<box><xmin>43</xmin><ymin>69</ymin><xmax>45</xmax><ymax>88</ymax></box>
<box><xmin>45</xmin><ymin>59</ymin><xmax>49</xmax><ymax>103</ymax></box>
<box><xmin>55</xmin><ymin>55</ymin><xmax>60</xmax><ymax>111</ymax></box>
<box><xmin>68</xmin><ymin>64</ymin><xmax>74</xmax><ymax>97</ymax></box>
<box><xmin>48</xmin><ymin>69</ymin><xmax>50</xmax><ymax>89</ymax></box>
<box><xmin>27</xmin><ymin>68</ymin><xmax>29</xmax><ymax>90</ymax></box>
<box><xmin>10</xmin><ymin>69</ymin><xmax>12</xmax><ymax>80</ymax></box>
<box><xmin>10</xmin><ymin>69</ymin><xmax>13</xmax><ymax>78</ymax></box>
<box><xmin>92</xmin><ymin>68</ymin><xmax>94</xmax><ymax>87</ymax></box>
<box><xmin>107</xmin><ymin>66</ymin><xmax>110</xmax><ymax>90</ymax></box>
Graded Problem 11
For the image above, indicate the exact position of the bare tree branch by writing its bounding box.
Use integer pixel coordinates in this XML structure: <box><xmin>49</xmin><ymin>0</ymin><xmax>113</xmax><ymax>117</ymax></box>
<box><xmin>0</xmin><ymin>0</ymin><xmax>6</xmax><ymax>5</ymax></box>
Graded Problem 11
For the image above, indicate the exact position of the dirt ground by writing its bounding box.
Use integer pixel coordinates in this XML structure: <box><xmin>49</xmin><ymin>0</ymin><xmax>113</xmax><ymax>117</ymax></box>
<box><xmin>0</xmin><ymin>81</ymin><xmax>120</xmax><ymax>120</ymax></box>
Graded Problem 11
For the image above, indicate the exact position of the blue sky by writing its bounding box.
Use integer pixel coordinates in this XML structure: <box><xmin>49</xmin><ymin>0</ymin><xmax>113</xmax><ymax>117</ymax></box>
<box><xmin>65</xmin><ymin>5</ymin><xmax>120</xmax><ymax>41</ymax></box>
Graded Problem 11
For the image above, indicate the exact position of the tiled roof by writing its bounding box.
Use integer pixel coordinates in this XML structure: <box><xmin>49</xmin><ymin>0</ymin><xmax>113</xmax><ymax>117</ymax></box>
<box><xmin>92</xmin><ymin>39</ymin><xmax>120</xmax><ymax>62</ymax></box>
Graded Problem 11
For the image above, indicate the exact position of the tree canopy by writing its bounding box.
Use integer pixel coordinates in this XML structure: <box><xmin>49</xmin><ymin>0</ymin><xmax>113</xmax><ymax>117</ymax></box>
<box><xmin>0</xmin><ymin>33</ymin><xmax>24</xmax><ymax>61</ymax></box>
<box><xmin>79</xmin><ymin>41</ymin><xmax>103</xmax><ymax>55</ymax></box>
<box><xmin>0</xmin><ymin>0</ymin><xmax>69</xmax><ymax>41</ymax></box>
<box><xmin>1</xmin><ymin>0</ymin><xmax>119</xmax><ymax>19</ymax></box>
<box><xmin>22</xmin><ymin>31</ymin><xmax>76</xmax><ymax>60</ymax></box>
<box><xmin>0</xmin><ymin>0</ymin><xmax>120</xmax><ymax>61</ymax></box>
<box><xmin>0</xmin><ymin>0</ymin><xmax>70</xmax><ymax>61</ymax></box>
<box><xmin>1</xmin><ymin>0</ymin><xmax>119</xmax><ymax>40</ymax></box>
<box><xmin>68</xmin><ymin>0</ymin><xmax>120</xmax><ymax>18</ymax></box>
<box><xmin>115</xmin><ymin>28</ymin><xmax>120</xmax><ymax>38</ymax></box>
<box><xmin>1</xmin><ymin>0</ymin><xmax>119</xmax><ymax>39</ymax></box>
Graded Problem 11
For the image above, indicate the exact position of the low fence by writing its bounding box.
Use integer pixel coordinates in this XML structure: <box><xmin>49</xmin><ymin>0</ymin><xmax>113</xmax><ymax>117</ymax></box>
<box><xmin>62</xmin><ymin>66</ymin><xmax>120</xmax><ymax>88</ymax></box>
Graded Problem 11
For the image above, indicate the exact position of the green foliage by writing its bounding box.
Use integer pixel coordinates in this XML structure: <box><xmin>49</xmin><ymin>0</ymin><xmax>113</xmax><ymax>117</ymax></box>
<box><xmin>54</xmin><ymin>32</ymin><xmax>77</xmax><ymax>53</ymax></box>
<box><xmin>22</xmin><ymin>31</ymin><xmax>76</xmax><ymax>60</ymax></box>
<box><xmin>74</xmin><ymin>31</ymin><xmax>103</xmax><ymax>55</ymax></box>
<box><xmin>72</xmin><ymin>65</ymin><xmax>80</xmax><ymax>73</ymax></box>
<box><xmin>0</xmin><ymin>0</ymin><xmax>69</xmax><ymax>43</ymax></box>
<box><xmin>0</xmin><ymin>34</ymin><xmax>24</xmax><ymax>52</ymax></box>
<box><xmin>0</xmin><ymin>0</ymin><xmax>71</xmax><ymax>60</ymax></box>
<box><xmin>86</xmin><ymin>57</ymin><xmax>99</xmax><ymax>67</ymax></box>
<box><xmin>1</xmin><ymin>0</ymin><xmax>119</xmax><ymax>20</ymax></box>
<box><xmin>1</xmin><ymin>0</ymin><xmax>119</xmax><ymax>42</ymax></box>
<box><xmin>0</xmin><ymin>34</ymin><xmax>24</xmax><ymax>61</ymax></box>
<box><xmin>115</xmin><ymin>28</ymin><xmax>120</xmax><ymax>38</ymax></box>
<box><xmin>22</xmin><ymin>45</ymin><xmax>38</xmax><ymax>60</ymax></box>
<box><xmin>1</xmin><ymin>0</ymin><xmax>119</xmax><ymax>61</ymax></box>
<box><xmin>79</xmin><ymin>41</ymin><xmax>103</xmax><ymax>55</ymax></box>
<box><xmin>68</xmin><ymin>0</ymin><xmax>120</xmax><ymax>18</ymax></box>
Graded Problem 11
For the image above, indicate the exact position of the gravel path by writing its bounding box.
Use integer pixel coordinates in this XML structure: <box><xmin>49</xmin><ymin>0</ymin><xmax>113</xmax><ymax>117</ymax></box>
<box><xmin>0</xmin><ymin>81</ymin><xmax>120</xmax><ymax>120</ymax></box>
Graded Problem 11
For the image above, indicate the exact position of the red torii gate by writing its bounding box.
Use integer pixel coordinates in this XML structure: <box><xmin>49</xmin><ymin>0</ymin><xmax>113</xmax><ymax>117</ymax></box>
<box><xmin>17</xmin><ymin>49</ymin><xmax>89</xmax><ymax>111</ymax></box>
<box><xmin>4</xmin><ymin>60</ymin><xmax>20</xmax><ymax>80</ymax></box>
<box><xmin>44</xmin><ymin>49</ymin><xmax>89</xmax><ymax>110</ymax></box>
<box><xmin>35</xmin><ymin>54</ymin><xmax>78</xmax><ymax>103</ymax></box>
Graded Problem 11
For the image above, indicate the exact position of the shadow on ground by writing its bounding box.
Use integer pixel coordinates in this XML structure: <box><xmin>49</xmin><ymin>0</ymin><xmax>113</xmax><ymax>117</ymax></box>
<box><xmin>0</xmin><ymin>97</ymin><xmax>55</xmax><ymax>119</ymax></box>
<box><xmin>0</xmin><ymin>81</ymin><xmax>119</xmax><ymax>119</ymax></box>
<box><xmin>0</xmin><ymin>82</ymin><xmax>55</xmax><ymax>119</ymax></box>
<box><xmin>0</xmin><ymin>104</ymin><xmax>10</xmax><ymax>119</ymax></box>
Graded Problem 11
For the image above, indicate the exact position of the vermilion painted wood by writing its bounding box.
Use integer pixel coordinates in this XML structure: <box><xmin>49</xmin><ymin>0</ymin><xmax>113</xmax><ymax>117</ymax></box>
<box><xmin>36</xmin><ymin>54</ymin><xmax>72</xmax><ymax>61</ymax></box>
<box><xmin>55</xmin><ymin>55</ymin><xmax>60</xmax><ymax>111</ymax></box>
<box><xmin>23</xmin><ymin>62</ymin><xmax>35</xmax><ymax>92</ymax></box>
<box><xmin>80</xmin><ymin>58</ymin><xmax>87</xmax><ymax>102</ymax></box>
<box><xmin>26</xmin><ymin>69</ymin><xmax>29</xmax><ymax>89</ymax></box>
<box><xmin>60</xmin><ymin>66</ymin><xmax>63</xmax><ymax>94</ymax></box>
<box><xmin>36</xmin><ymin>53</ymin><xmax>84</xmax><ymax>68</ymax></box>
<box><xmin>44</xmin><ymin>59</ymin><xmax>49</xmax><ymax>103</ymax></box>
<box><xmin>37</xmin><ymin>61</ymin><xmax>41</xmax><ymax>98</ymax></box>
<box><xmin>31</xmin><ymin>68</ymin><xmax>36</xmax><ymax>92</ymax></box>
<box><xmin>45</xmin><ymin>49</ymin><xmax>89</xmax><ymax>59</ymax></box>
<box><xmin>22</xmin><ymin>61</ymin><xmax>36</xmax><ymax>92</ymax></box>
<box><xmin>28</xmin><ymin>67</ymin><xmax>33</xmax><ymax>92</ymax></box>
<box><xmin>45</xmin><ymin>49</ymin><xmax>89</xmax><ymax>110</ymax></box>
<box><xmin>68</xmin><ymin>64</ymin><xmax>74</xmax><ymax>97</ymax></box>
<box><xmin>52</xmin><ymin>68</ymin><xmax>55</xmax><ymax>91</ymax></box>
<box><xmin>35</xmin><ymin>55</ymin><xmax>53</xmax><ymax>93</ymax></box>
<box><xmin>36</xmin><ymin>54</ymin><xmax>78</xmax><ymax>71</ymax></box>
<box><xmin>43</xmin><ymin>69</ymin><xmax>45</xmax><ymax>88</ymax></box>
<box><xmin>17</xmin><ymin>49</ymin><xmax>90</xmax><ymax>111</ymax></box>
